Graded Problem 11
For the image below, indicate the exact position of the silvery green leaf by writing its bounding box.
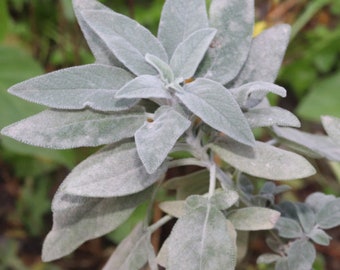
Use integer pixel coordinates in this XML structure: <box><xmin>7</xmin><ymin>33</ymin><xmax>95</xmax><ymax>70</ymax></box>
<box><xmin>294</xmin><ymin>203</ymin><xmax>316</xmax><ymax>234</ymax></box>
<box><xmin>210</xmin><ymin>140</ymin><xmax>316</xmax><ymax>180</ymax></box>
<box><xmin>178</xmin><ymin>78</ymin><xmax>255</xmax><ymax>146</ymax></box>
<box><xmin>236</xmin><ymin>231</ymin><xmax>249</xmax><ymax>263</ymax></box>
<box><xmin>145</xmin><ymin>54</ymin><xmax>174</xmax><ymax>83</ymax></box>
<box><xmin>156</xmin><ymin>237</ymin><xmax>169</xmax><ymax>268</ymax></box>
<box><xmin>80</xmin><ymin>9</ymin><xmax>168</xmax><ymax>75</ymax></box>
<box><xmin>257</xmin><ymin>253</ymin><xmax>281</xmax><ymax>264</ymax></box>
<box><xmin>167</xmin><ymin>206</ymin><xmax>237</xmax><ymax>270</ymax></box>
<box><xmin>230</xmin><ymin>24</ymin><xmax>291</xmax><ymax>87</ymax></box>
<box><xmin>321</xmin><ymin>115</ymin><xmax>340</xmax><ymax>145</ymax></box>
<box><xmin>135</xmin><ymin>106</ymin><xmax>190</xmax><ymax>173</ymax></box>
<box><xmin>245</xmin><ymin>107</ymin><xmax>300</xmax><ymax>128</ymax></box>
<box><xmin>308</xmin><ymin>227</ymin><xmax>332</xmax><ymax>246</ymax></box>
<box><xmin>159</xmin><ymin>200</ymin><xmax>186</xmax><ymax>218</ymax></box>
<box><xmin>287</xmin><ymin>239</ymin><xmax>316</xmax><ymax>270</ymax></box>
<box><xmin>316</xmin><ymin>198</ymin><xmax>340</xmax><ymax>229</ymax></box>
<box><xmin>305</xmin><ymin>192</ymin><xmax>336</xmax><ymax>212</ymax></box>
<box><xmin>274</xmin><ymin>217</ymin><xmax>303</xmax><ymax>239</ymax></box>
<box><xmin>274</xmin><ymin>126</ymin><xmax>340</xmax><ymax>161</ymax></box>
<box><xmin>64</xmin><ymin>140</ymin><xmax>167</xmax><ymax>197</ymax></box>
<box><xmin>103</xmin><ymin>222</ymin><xmax>155</xmax><ymax>270</ymax></box>
<box><xmin>158</xmin><ymin>0</ymin><xmax>208</xmax><ymax>57</ymax></box>
<box><xmin>8</xmin><ymin>64</ymin><xmax>137</xmax><ymax>111</ymax></box>
<box><xmin>276</xmin><ymin>201</ymin><xmax>299</xmax><ymax>220</ymax></box>
<box><xmin>1</xmin><ymin>108</ymin><xmax>146</xmax><ymax>149</ymax></box>
<box><xmin>42</xmin><ymin>185</ymin><xmax>152</xmax><ymax>262</ymax></box>
<box><xmin>198</xmin><ymin>0</ymin><xmax>254</xmax><ymax>84</ymax></box>
<box><xmin>115</xmin><ymin>75</ymin><xmax>171</xmax><ymax>99</ymax></box>
<box><xmin>230</xmin><ymin>81</ymin><xmax>286</xmax><ymax>110</ymax></box>
<box><xmin>170</xmin><ymin>28</ymin><xmax>217</xmax><ymax>79</ymax></box>
<box><xmin>211</xmin><ymin>189</ymin><xmax>239</xmax><ymax>210</ymax></box>
<box><xmin>228</xmin><ymin>207</ymin><xmax>280</xmax><ymax>231</ymax></box>
<box><xmin>275</xmin><ymin>258</ymin><xmax>289</xmax><ymax>270</ymax></box>
<box><xmin>73</xmin><ymin>0</ymin><xmax>123</xmax><ymax>66</ymax></box>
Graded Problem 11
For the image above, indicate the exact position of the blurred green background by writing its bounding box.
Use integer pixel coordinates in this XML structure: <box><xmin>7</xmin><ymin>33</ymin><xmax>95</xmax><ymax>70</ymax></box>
<box><xmin>0</xmin><ymin>0</ymin><xmax>339</xmax><ymax>269</ymax></box>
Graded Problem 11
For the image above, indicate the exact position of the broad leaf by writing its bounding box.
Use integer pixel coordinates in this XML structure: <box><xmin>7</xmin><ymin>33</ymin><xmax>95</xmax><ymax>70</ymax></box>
<box><xmin>321</xmin><ymin>115</ymin><xmax>340</xmax><ymax>145</ymax></box>
<box><xmin>159</xmin><ymin>200</ymin><xmax>186</xmax><ymax>218</ymax></box>
<box><xmin>210</xmin><ymin>140</ymin><xmax>316</xmax><ymax>180</ymax></box>
<box><xmin>316</xmin><ymin>198</ymin><xmax>340</xmax><ymax>229</ymax></box>
<box><xmin>275</xmin><ymin>258</ymin><xmax>289</xmax><ymax>270</ymax></box>
<box><xmin>230</xmin><ymin>24</ymin><xmax>291</xmax><ymax>87</ymax></box>
<box><xmin>228</xmin><ymin>207</ymin><xmax>280</xmax><ymax>231</ymax></box>
<box><xmin>73</xmin><ymin>0</ymin><xmax>123</xmax><ymax>66</ymax></box>
<box><xmin>158</xmin><ymin>0</ymin><xmax>209</xmax><ymax>57</ymax></box>
<box><xmin>115</xmin><ymin>75</ymin><xmax>171</xmax><ymax>99</ymax></box>
<box><xmin>211</xmin><ymin>189</ymin><xmax>239</xmax><ymax>210</ymax></box>
<box><xmin>135</xmin><ymin>106</ymin><xmax>190</xmax><ymax>173</ymax></box>
<box><xmin>170</xmin><ymin>28</ymin><xmax>217</xmax><ymax>79</ymax></box>
<box><xmin>305</xmin><ymin>192</ymin><xmax>336</xmax><ymax>212</ymax></box>
<box><xmin>64</xmin><ymin>140</ymin><xmax>167</xmax><ymax>197</ymax></box>
<box><xmin>245</xmin><ymin>107</ymin><xmax>300</xmax><ymax>128</ymax></box>
<box><xmin>145</xmin><ymin>54</ymin><xmax>174</xmax><ymax>83</ymax></box>
<box><xmin>308</xmin><ymin>227</ymin><xmax>332</xmax><ymax>246</ymax></box>
<box><xmin>8</xmin><ymin>64</ymin><xmax>137</xmax><ymax>111</ymax></box>
<box><xmin>294</xmin><ymin>203</ymin><xmax>316</xmax><ymax>234</ymax></box>
<box><xmin>287</xmin><ymin>239</ymin><xmax>316</xmax><ymax>270</ymax></box>
<box><xmin>257</xmin><ymin>254</ymin><xmax>281</xmax><ymax>264</ymax></box>
<box><xmin>178</xmin><ymin>78</ymin><xmax>254</xmax><ymax>146</ymax></box>
<box><xmin>42</xmin><ymin>185</ymin><xmax>152</xmax><ymax>262</ymax></box>
<box><xmin>198</xmin><ymin>0</ymin><xmax>254</xmax><ymax>84</ymax></box>
<box><xmin>167</xmin><ymin>206</ymin><xmax>237</xmax><ymax>270</ymax></box>
<box><xmin>80</xmin><ymin>9</ymin><xmax>168</xmax><ymax>75</ymax></box>
<box><xmin>274</xmin><ymin>217</ymin><xmax>303</xmax><ymax>239</ymax></box>
<box><xmin>1</xmin><ymin>108</ymin><xmax>146</xmax><ymax>149</ymax></box>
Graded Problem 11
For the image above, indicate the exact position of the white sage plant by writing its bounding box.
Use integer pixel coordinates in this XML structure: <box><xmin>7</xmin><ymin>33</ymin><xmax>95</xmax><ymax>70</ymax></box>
<box><xmin>1</xmin><ymin>0</ymin><xmax>340</xmax><ymax>269</ymax></box>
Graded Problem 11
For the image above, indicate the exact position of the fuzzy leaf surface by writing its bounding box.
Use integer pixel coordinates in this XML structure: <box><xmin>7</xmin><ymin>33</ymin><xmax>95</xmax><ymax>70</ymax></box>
<box><xmin>287</xmin><ymin>239</ymin><xmax>316</xmax><ymax>270</ymax></box>
<box><xmin>145</xmin><ymin>54</ymin><xmax>174</xmax><ymax>83</ymax></box>
<box><xmin>135</xmin><ymin>106</ymin><xmax>190</xmax><ymax>173</ymax></box>
<box><xmin>316</xmin><ymin>198</ymin><xmax>340</xmax><ymax>229</ymax></box>
<box><xmin>64</xmin><ymin>141</ymin><xmax>167</xmax><ymax>197</ymax></box>
<box><xmin>294</xmin><ymin>203</ymin><xmax>316</xmax><ymax>233</ymax></box>
<box><xmin>178</xmin><ymin>78</ymin><xmax>254</xmax><ymax>146</ymax></box>
<box><xmin>159</xmin><ymin>201</ymin><xmax>186</xmax><ymax>218</ymax></box>
<box><xmin>167</xmin><ymin>206</ymin><xmax>237</xmax><ymax>270</ymax></box>
<box><xmin>42</xmin><ymin>185</ymin><xmax>152</xmax><ymax>262</ymax></box>
<box><xmin>198</xmin><ymin>0</ymin><xmax>254</xmax><ymax>84</ymax></box>
<box><xmin>1</xmin><ymin>108</ymin><xmax>146</xmax><ymax>149</ymax></box>
<box><xmin>158</xmin><ymin>0</ymin><xmax>208</xmax><ymax>57</ymax></box>
<box><xmin>257</xmin><ymin>254</ymin><xmax>281</xmax><ymax>264</ymax></box>
<box><xmin>275</xmin><ymin>217</ymin><xmax>303</xmax><ymax>239</ymax></box>
<box><xmin>81</xmin><ymin>9</ymin><xmax>168</xmax><ymax>75</ymax></box>
<box><xmin>210</xmin><ymin>140</ymin><xmax>315</xmax><ymax>180</ymax></box>
<box><xmin>308</xmin><ymin>227</ymin><xmax>332</xmax><ymax>246</ymax></box>
<box><xmin>8</xmin><ymin>64</ymin><xmax>136</xmax><ymax>111</ymax></box>
<box><xmin>170</xmin><ymin>28</ymin><xmax>217</xmax><ymax>79</ymax></box>
<box><xmin>306</xmin><ymin>192</ymin><xmax>336</xmax><ymax>212</ymax></box>
<box><xmin>321</xmin><ymin>115</ymin><xmax>340</xmax><ymax>145</ymax></box>
<box><xmin>230</xmin><ymin>24</ymin><xmax>291</xmax><ymax>86</ymax></box>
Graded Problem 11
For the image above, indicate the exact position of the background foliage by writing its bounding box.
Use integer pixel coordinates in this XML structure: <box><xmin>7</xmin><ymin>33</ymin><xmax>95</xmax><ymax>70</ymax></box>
<box><xmin>0</xmin><ymin>0</ymin><xmax>339</xmax><ymax>269</ymax></box>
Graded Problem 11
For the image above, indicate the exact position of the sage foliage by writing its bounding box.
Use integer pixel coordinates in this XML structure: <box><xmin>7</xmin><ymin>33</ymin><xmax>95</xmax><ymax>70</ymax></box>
<box><xmin>1</xmin><ymin>0</ymin><xmax>340</xmax><ymax>269</ymax></box>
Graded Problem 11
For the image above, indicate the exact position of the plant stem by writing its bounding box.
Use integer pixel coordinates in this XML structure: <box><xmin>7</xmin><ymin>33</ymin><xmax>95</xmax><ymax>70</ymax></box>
<box><xmin>208</xmin><ymin>163</ymin><xmax>217</xmax><ymax>199</ymax></box>
<box><xmin>149</xmin><ymin>215</ymin><xmax>173</xmax><ymax>233</ymax></box>
<box><xmin>168</xmin><ymin>158</ymin><xmax>207</xmax><ymax>168</ymax></box>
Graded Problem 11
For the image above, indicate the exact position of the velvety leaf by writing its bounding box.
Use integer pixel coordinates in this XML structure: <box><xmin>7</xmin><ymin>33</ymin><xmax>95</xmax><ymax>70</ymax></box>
<box><xmin>275</xmin><ymin>258</ymin><xmax>289</xmax><ymax>270</ymax></box>
<box><xmin>198</xmin><ymin>0</ymin><xmax>254</xmax><ymax>84</ymax></box>
<box><xmin>287</xmin><ymin>239</ymin><xmax>316</xmax><ymax>270</ymax></box>
<box><xmin>145</xmin><ymin>54</ymin><xmax>174</xmax><ymax>83</ymax></box>
<box><xmin>230</xmin><ymin>81</ymin><xmax>286</xmax><ymax>110</ymax></box>
<box><xmin>156</xmin><ymin>237</ymin><xmax>170</xmax><ymax>268</ymax></box>
<box><xmin>210</xmin><ymin>140</ymin><xmax>316</xmax><ymax>180</ymax></box>
<box><xmin>115</xmin><ymin>75</ymin><xmax>171</xmax><ymax>99</ymax></box>
<box><xmin>167</xmin><ymin>206</ymin><xmax>237</xmax><ymax>270</ymax></box>
<box><xmin>274</xmin><ymin>217</ymin><xmax>303</xmax><ymax>239</ymax></box>
<box><xmin>73</xmin><ymin>0</ymin><xmax>123</xmax><ymax>66</ymax></box>
<box><xmin>64</xmin><ymin>140</ymin><xmax>167</xmax><ymax>197</ymax></box>
<box><xmin>316</xmin><ymin>198</ymin><xmax>340</xmax><ymax>229</ymax></box>
<box><xmin>230</xmin><ymin>24</ymin><xmax>291</xmax><ymax>87</ymax></box>
<box><xmin>245</xmin><ymin>107</ymin><xmax>300</xmax><ymax>128</ymax></box>
<box><xmin>170</xmin><ymin>28</ymin><xmax>217</xmax><ymax>79</ymax></box>
<box><xmin>228</xmin><ymin>207</ymin><xmax>280</xmax><ymax>231</ymax></box>
<box><xmin>158</xmin><ymin>0</ymin><xmax>208</xmax><ymax>57</ymax></box>
<box><xmin>178</xmin><ymin>78</ymin><xmax>255</xmax><ymax>146</ymax></box>
<box><xmin>294</xmin><ymin>203</ymin><xmax>316</xmax><ymax>234</ymax></box>
<box><xmin>308</xmin><ymin>227</ymin><xmax>332</xmax><ymax>246</ymax></box>
<box><xmin>42</xmin><ymin>185</ymin><xmax>152</xmax><ymax>261</ymax></box>
<box><xmin>211</xmin><ymin>189</ymin><xmax>239</xmax><ymax>210</ymax></box>
<box><xmin>8</xmin><ymin>64</ymin><xmax>137</xmax><ymax>111</ymax></box>
<box><xmin>80</xmin><ymin>9</ymin><xmax>168</xmax><ymax>75</ymax></box>
<box><xmin>1</xmin><ymin>108</ymin><xmax>146</xmax><ymax>149</ymax></box>
<box><xmin>257</xmin><ymin>253</ymin><xmax>281</xmax><ymax>264</ymax></box>
<box><xmin>305</xmin><ymin>192</ymin><xmax>336</xmax><ymax>212</ymax></box>
<box><xmin>159</xmin><ymin>200</ymin><xmax>186</xmax><ymax>218</ymax></box>
<box><xmin>321</xmin><ymin>115</ymin><xmax>340</xmax><ymax>145</ymax></box>
<box><xmin>135</xmin><ymin>106</ymin><xmax>190</xmax><ymax>173</ymax></box>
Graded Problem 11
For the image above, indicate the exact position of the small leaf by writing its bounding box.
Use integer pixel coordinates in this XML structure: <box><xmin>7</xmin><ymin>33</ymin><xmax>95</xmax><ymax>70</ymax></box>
<box><xmin>274</xmin><ymin>217</ymin><xmax>303</xmax><ymax>239</ymax></box>
<box><xmin>316</xmin><ymin>198</ymin><xmax>340</xmax><ymax>229</ymax></box>
<box><xmin>145</xmin><ymin>54</ymin><xmax>174</xmax><ymax>83</ymax></box>
<box><xmin>64</xmin><ymin>140</ymin><xmax>167</xmax><ymax>197</ymax></box>
<box><xmin>257</xmin><ymin>253</ymin><xmax>281</xmax><ymax>264</ymax></box>
<box><xmin>321</xmin><ymin>115</ymin><xmax>340</xmax><ymax>145</ymax></box>
<box><xmin>167</xmin><ymin>206</ymin><xmax>237</xmax><ymax>270</ymax></box>
<box><xmin>228</xmin><ymin>207</ymin><xmax>280</xmax><ymax>231</ymax></box>
<box><xmin>158</xmin><ymin>0</ymin><xmax>209</xmax><ymax>57</ymax></box>
<box><xmin>305</xmin><ymin>192</ymin><xmax>336</xmax><ymax>212</ymax></box>
<box><xmin>42</xmin><ymin>185</ymin><xmax>152</xmax><ymax>262</ymax></box>
<box><xmin>308</xmin><ymin>227</ymin><xmax>332</xmax><ymax>246</ymax></box>
<box><xmin>8</xmin><ymin>64</ymin><xmax>137</xmax><ymax>111</ymax></box>
<box><xmin>210</xmin><ymin>140</ymin><xmax>316</xmax><ymax>180</ymax></box>
<box><xmin>170</xmin><ymin>28</ymin><xmax>217</xmax><ymax>79</ymax></box>
<box><xmin>115</xmin><ymin>75</ymin><xmax>171</xmax><ymax>99</ymax></box>
<box><xmin>287</xmin><ymin>239</ymin><xmax>316</xmax><ymax>270</ymax></box>
<box><xmin>245</xmin><ymin>107</ymin><xmax>300</xmax><ymax>128</ymax></box>
<box><xmin>135</xmin><ymin>106</ymin><xmax>190</xmax><ymax>173</ymax></box>
<box><xmin>178</xmin><ymin>78</ymin><xmax>255</xmax><ymax>146</ymax></box>
<box><xmin>80</xmin><ymin>9</ymin><xmax>168</xmax><ymax>75</ymax></box>
<box><xmin>211</xmin><ymin>189</ymin><xmax>239</xmax><ymax>210</ymax></box>
<box><xmin>1</xmin><ymin>108</ymin><xmax>146</xmax><ymax>149</ymax></box>
<box><xmin>294</xmin><ymin>203</ymin><xmax>316</xmax><ymax>234</ymax></box>
<box><xmin>230</xmin><ymin>24</ymin><xmax>291</xmax><ymax>87</ymax></box>
<box><xmin>159</xmin><ymin>200</ymin><xmax>186</xmax><ymax>218</ymax></box>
